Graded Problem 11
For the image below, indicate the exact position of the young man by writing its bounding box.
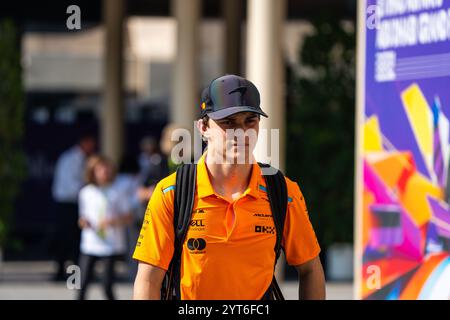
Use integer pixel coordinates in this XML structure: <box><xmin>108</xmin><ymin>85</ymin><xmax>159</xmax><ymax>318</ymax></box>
<box><xmin>133</xmin><ymin>74</ymin><xmax>325</xmax><ymax>300</ymax></box>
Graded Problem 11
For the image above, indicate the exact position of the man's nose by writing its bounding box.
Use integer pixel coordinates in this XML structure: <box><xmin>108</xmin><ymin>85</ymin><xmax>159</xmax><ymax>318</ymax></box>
<box><xmin>234</xmin><ymin>121</ymin><xmax>253</xmax><ymax>130</ymax></box>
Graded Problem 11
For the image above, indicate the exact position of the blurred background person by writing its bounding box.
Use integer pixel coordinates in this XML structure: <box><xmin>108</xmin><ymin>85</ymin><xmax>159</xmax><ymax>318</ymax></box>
<box><xmin>51</xmin><ymin>133</ymin><xmax>96</xmax><ymax>281</ymax></box>
<box><xmin>138</xmin><ymin>136</ymin><xmax>164</xmax><ymax>181</ymax></box>
<box><xmin>77</xmin><ymin>155</ymin><xmax>133</xmax><ymax>300</ymax></box>
<box><xmin>160</xmin><ymin>123</ymin><xmax>190</xmax><ymax>174</ymax></box>
<box><xmin>137</xmin><ymin>135</ymin><xmax>169</xmax><ymax>204</ymax></box>
<box><xmin>114</xmin><ymin>154</ymin><xmax>142</xmax><ymax>281</ymax></box>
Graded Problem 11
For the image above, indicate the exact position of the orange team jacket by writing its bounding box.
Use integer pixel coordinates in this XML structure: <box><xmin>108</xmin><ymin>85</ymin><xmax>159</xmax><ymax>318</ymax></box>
<box><xmin>133</xmin><ymin>153</ymin><xmax>320</xmax><ymax>300</ymax></box>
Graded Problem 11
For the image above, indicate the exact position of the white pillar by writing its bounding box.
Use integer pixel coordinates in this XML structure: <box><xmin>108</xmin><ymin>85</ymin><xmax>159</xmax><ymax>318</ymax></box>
<box><xmin>246</xmin><ymin>0</ymin><xmax>286</xmax><ymax>282</ymax></box>
<box><xmin>246</xmin><ymin>0</ymin><xmax>286</xmax><ymax>173</ymax></box>
<box><xmin>171</xmin><ymin>0</ymin><xmax>200</xmax><ymax>130</ymax></box>
<box><xmin>102</xmin><ymin>0</ymin><xmax>125</xmax><ymax>164</ymax></box>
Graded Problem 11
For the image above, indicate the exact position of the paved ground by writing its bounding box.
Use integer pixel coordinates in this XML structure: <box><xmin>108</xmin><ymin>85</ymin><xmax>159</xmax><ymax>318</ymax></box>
<box><xmin>0</xmin><ymin>261</ymin><xmax>353</xmax><ymax>300</ymax></box>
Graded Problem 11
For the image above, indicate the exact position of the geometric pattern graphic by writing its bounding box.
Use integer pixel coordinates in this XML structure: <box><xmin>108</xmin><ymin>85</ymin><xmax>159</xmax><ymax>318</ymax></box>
<box><xmin>362</xmin><ymin>84</ymin><xmax>450</xmax><ymax>299</ymax></box>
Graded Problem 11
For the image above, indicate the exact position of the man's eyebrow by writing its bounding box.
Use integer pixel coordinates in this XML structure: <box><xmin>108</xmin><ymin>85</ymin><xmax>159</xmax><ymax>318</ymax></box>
<box><xmin>219</xmin><ymin>113</ymin><xmax>257</xmax><ymax>121</ymax></box>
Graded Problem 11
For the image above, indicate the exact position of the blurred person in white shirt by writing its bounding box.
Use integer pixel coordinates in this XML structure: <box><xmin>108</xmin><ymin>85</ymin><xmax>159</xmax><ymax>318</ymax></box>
<box><xmin>51</xmin><ymin>133</ymin><xmax>96</xmax><ymax>281</ymax></box>
<box><xmin>114</xmin><ymin>154</ymin><xmax>142</xmax><ymax>281</ymax></box>
<box><xmin>77</xmin><ymin>155</ymin><xmax>133</xmax><ymax>300</ymax></box>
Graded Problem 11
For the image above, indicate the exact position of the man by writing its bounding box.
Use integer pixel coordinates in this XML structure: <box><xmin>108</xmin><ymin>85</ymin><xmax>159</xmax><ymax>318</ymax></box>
<box><xmin>137</xmin><ymin>136</ymin><xmax>169</xmax><ymax>204</ymax></box>
<box><xmin>138</xmin><ymin>136</ymin><xmax>165</xmax><ymax>182</ymax></box>
<box><xmin>52</xmin><ymin>133</ymin><xmax>96</xmax><ymax>281</ymax></box>
<box><xmin>133</xmin><ymin>75</ymin><xmax>325</xmax><ymax>300</ymax></box>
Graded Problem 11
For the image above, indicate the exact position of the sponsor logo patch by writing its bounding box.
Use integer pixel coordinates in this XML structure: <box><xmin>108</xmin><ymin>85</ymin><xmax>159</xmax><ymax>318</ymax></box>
<box><xmin>255</xmin><ymin>225</ymin><xmax>275</xmax><ymax>234</ymax></box>
<box><xmin>187</xmin><ymin>238</ymin><xmax>207</xmax><ymax>254</ymax></box>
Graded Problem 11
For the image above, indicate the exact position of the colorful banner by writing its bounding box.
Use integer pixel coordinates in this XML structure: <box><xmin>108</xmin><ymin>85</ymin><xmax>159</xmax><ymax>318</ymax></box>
<box><xmin>356</xmin><ymin>0</ymin><xmax>450</xmax><ymax>299</ymax></box>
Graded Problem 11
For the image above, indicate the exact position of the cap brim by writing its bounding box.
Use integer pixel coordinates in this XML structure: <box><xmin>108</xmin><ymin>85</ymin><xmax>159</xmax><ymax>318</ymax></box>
<box><xmin>207</xmin><ymin>106</ymin><xmax>268</xmax><ymax>120</ymax></box>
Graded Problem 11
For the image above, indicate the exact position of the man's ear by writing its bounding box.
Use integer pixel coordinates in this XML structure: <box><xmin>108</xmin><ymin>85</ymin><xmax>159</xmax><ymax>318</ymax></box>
<box><xmin>195</xmin><ymin>119</ymin><xmax>203</xmax><ymax>133</ymax></box>
<box><xmin>196</xmin><ymin>120</ymin><xmax>207</xmax><ymax>139</ymax></box>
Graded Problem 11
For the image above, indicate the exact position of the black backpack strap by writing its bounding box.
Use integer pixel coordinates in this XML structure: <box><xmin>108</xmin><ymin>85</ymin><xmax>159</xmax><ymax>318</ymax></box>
<box><xmin>258</xmin><ymin>162</ymin><xmax>288</xmax><ymax>300</ymax></box>
<box><xmin>258</xmin><ymin>162</ymin><xmax>288</xmax><ymax>262</ymax></box>
<box><xmin>161</xmin><ymin>163</ymin><xmax>197</xmax><ymax>300</ymax></box>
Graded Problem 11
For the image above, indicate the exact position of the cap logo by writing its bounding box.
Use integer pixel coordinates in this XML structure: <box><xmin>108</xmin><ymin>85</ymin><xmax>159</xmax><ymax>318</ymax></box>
<box><xmin>229</xmin><ymin>86</ymin><xmax>247</xmax><ymax>95</ymax></box>
<box><xmin>229</xmin><ymin>86</ymin><xmax>247</xmax><ymax>105</ymax></box>
<box><xmin>201</xmin><ymin>102</ymin><xmax>206</xmax><ymax>110</ymax></box>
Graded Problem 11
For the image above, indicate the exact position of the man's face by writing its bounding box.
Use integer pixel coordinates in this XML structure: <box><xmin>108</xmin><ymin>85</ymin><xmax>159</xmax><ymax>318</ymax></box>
<box><xmin>80</xmin><ymin>137</ymin><xmax>96</xmax><ymax>156</ymax></box>
<box><xmin>202</xmin><ymin>112</ymin><xmax>260</xmax><ymax>164</ymax></box>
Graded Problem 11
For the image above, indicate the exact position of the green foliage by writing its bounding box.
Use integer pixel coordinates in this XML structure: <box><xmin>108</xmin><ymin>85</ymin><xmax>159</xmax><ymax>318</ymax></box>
<box><xmin>287</xmin><ymin>15</ymin><xmax>356</xmax><ymax>249</ymax></box>
<box><xmin>0</xmin><ymin>19</ymin><xmax>26</xmax><ymax>249</ymax></box>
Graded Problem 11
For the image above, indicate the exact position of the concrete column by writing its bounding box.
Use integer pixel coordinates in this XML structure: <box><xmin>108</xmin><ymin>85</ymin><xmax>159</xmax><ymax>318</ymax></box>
<box><xmin>222</xmin><ymin>0</ymin><xmax>242</xmax><ymax>75</ymax></box>
<box><xmin>246</xmin><ymin>0</ymin><xmax>286</xmax><ymax>282</ymax></box>
<box><xmin>246</xmin><ymin>0</ymin><xmax>286</xmax><ymax>173</ymax></box>
<box><xmin>101</xmin><ymin>0</ymin><xmax>125</xmax><ymax>164</ymax></box>
<box><xmin>171</xmin><ymin>0</ymin><xmax>200</xmax><ymax>130</ymax></box>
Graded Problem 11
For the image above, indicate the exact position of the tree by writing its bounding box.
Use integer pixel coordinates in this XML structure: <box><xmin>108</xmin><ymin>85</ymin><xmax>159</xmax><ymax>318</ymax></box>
<box><xmin>0</xmin><ymin>19</ymin><xmax>26</xmax><ymax>249</ymax></box>
<box><xmin>287</xmin><ymin>15</ymin><xmax>356</xmax><ymax>249</ymax></box>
